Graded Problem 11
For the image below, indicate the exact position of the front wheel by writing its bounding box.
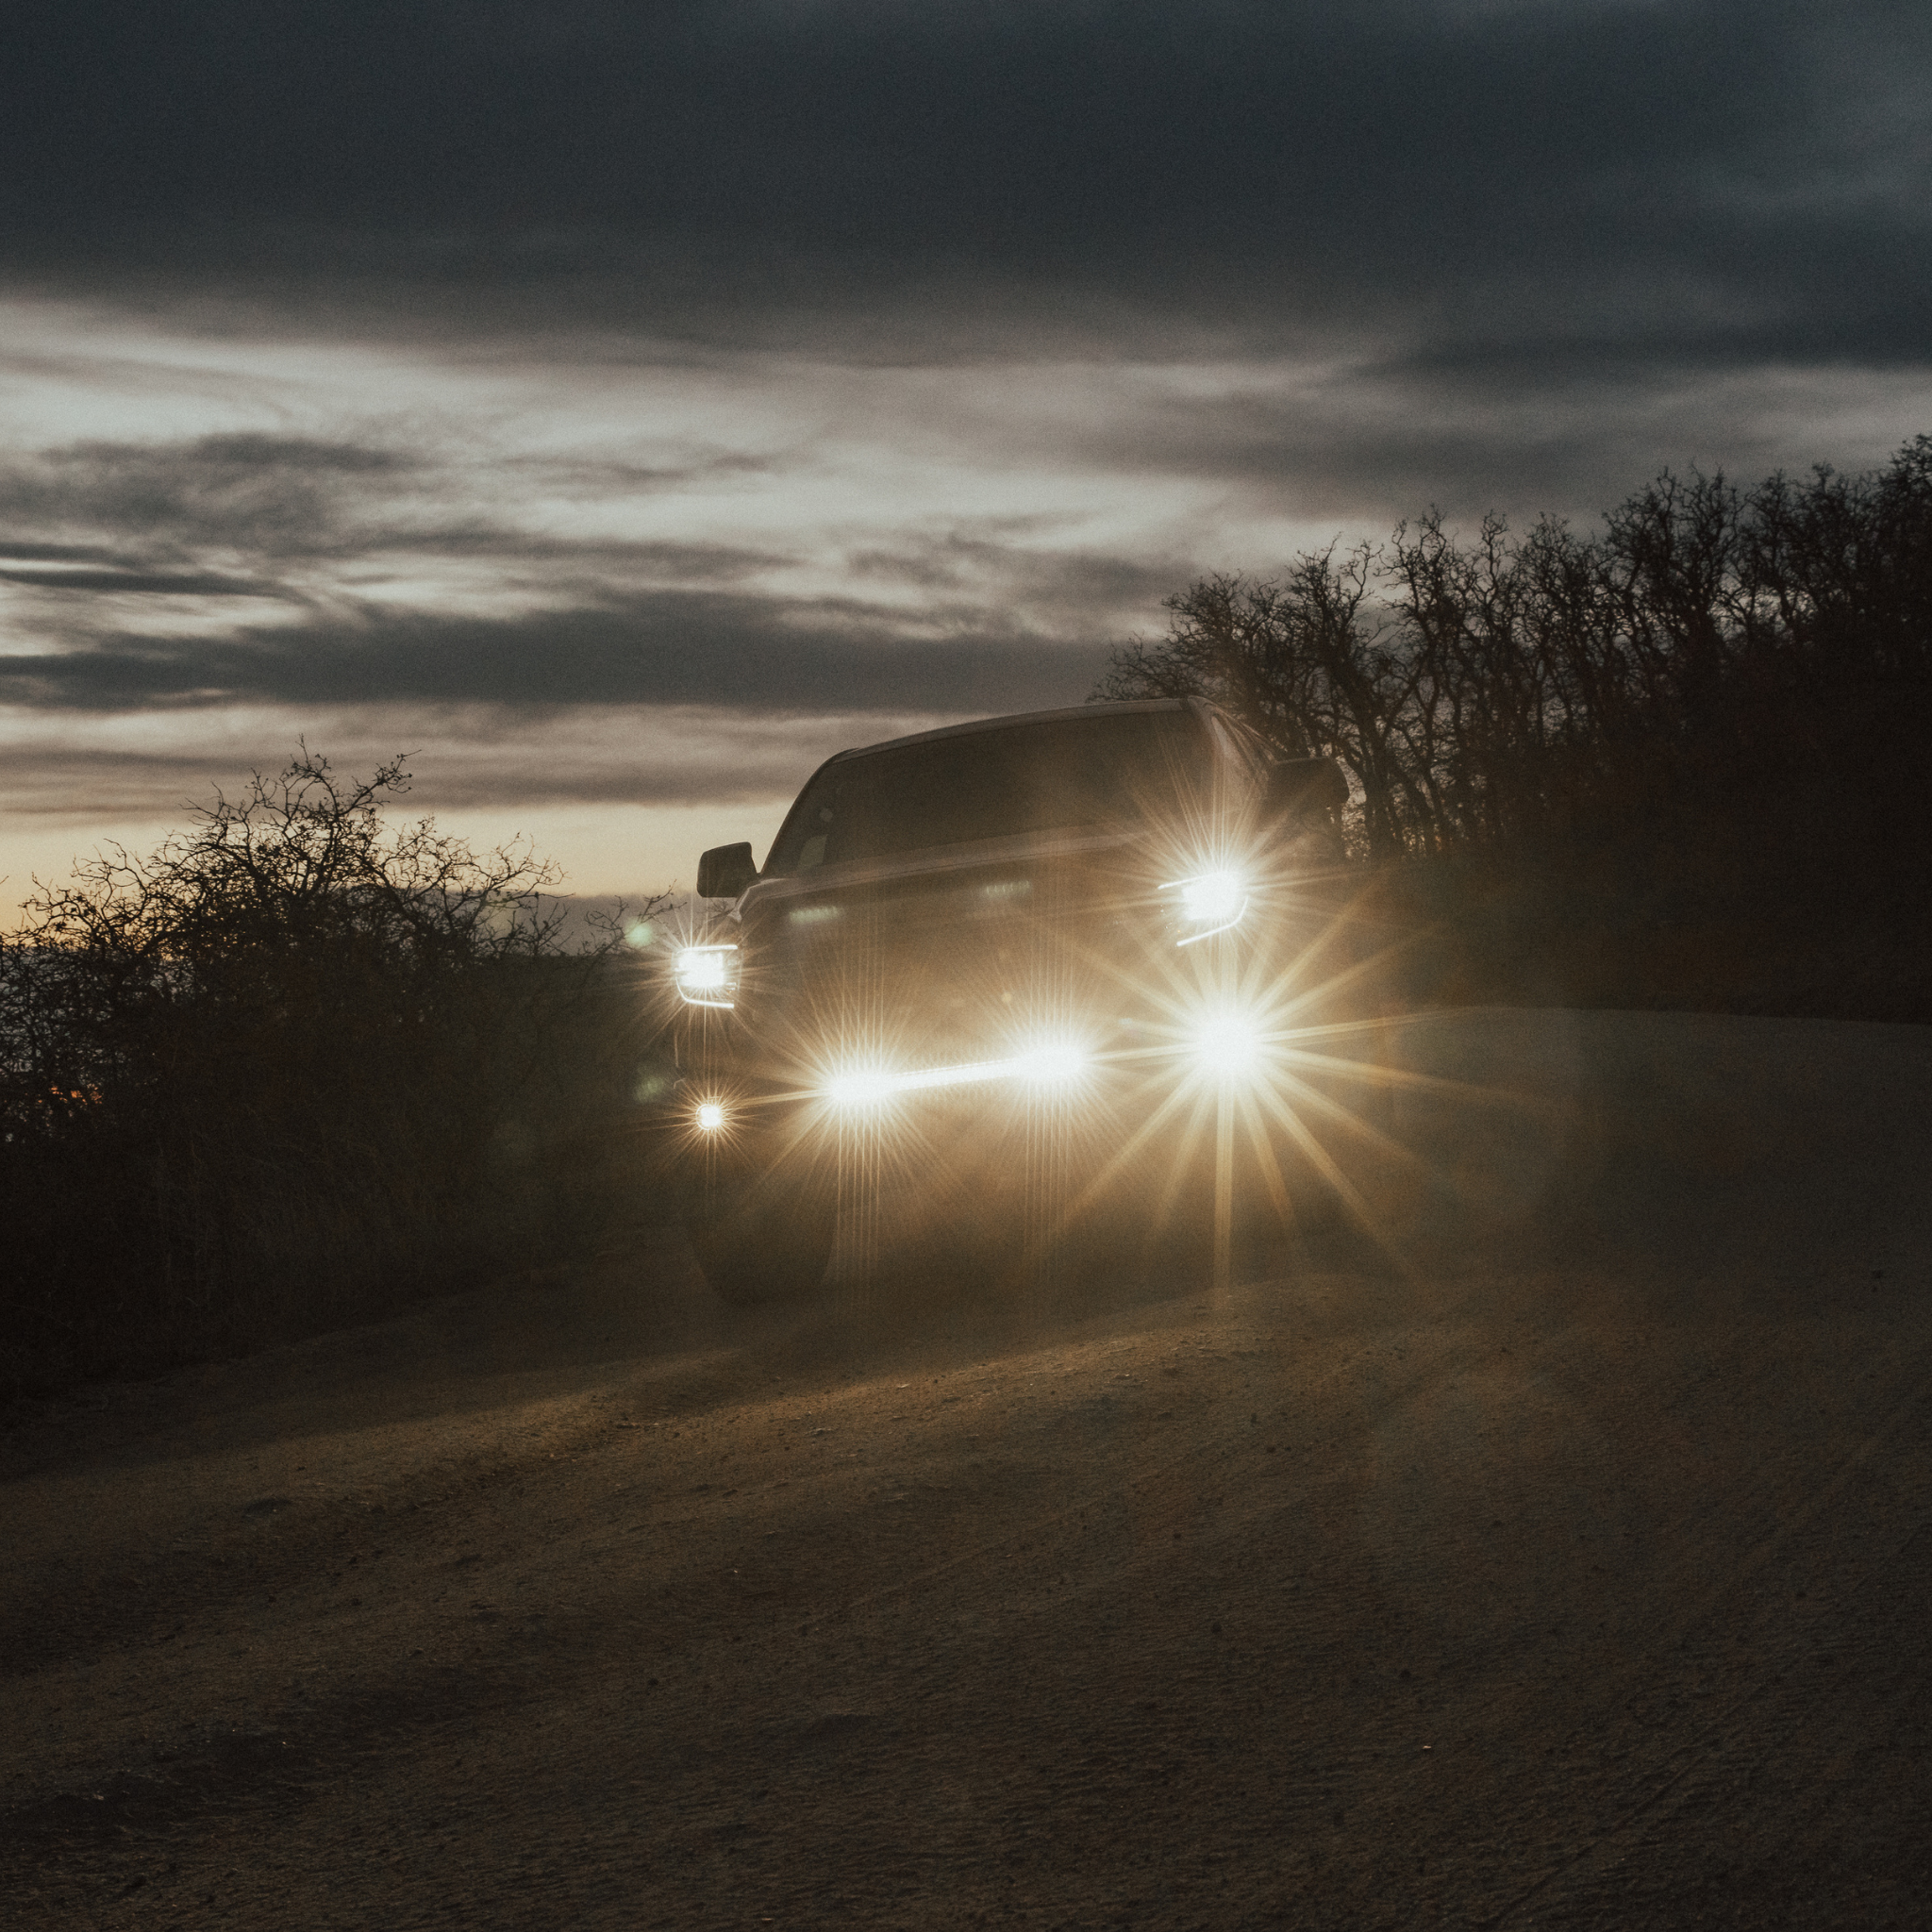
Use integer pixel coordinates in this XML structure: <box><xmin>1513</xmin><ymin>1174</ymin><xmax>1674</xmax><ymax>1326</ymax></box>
<box><xmin>687</xmin><ymin>1188</ymin><xmax>838</xmax><ymax>1307</ymax></box>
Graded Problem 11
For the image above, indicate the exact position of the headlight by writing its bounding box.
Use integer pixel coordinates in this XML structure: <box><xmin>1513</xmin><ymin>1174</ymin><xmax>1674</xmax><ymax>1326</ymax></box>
<box><xmin>675</xmin><ymin>943</ymin><xmax>741</xmax><ymax>1008</ymax></box>
<box><xmin>1160</xmin><ymin>869</ymin><xmax>1249</xmax><ymax>944</ymax></box>
<box><xmin>694</xmin><ymin>1101</ymin><xmax>727</xmax><ymax>1132</ymax></box>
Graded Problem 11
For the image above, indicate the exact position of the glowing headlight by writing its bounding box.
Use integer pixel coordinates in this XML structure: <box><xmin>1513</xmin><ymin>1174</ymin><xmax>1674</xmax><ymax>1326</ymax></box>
<box><xmin>674</xmin><ymin>943</ymin><xmax>740</xmax><ymax>1008</ymax></box>
<box><xmin>1161</xmin><ymin>869</ymin><xmax>1249</xmax><ymax>944</ymax></box>
<box><xmin>1192</xmin><ymin>1009</ymin><xmax>1263</xmax><ymax>1079</ymax></box>
<box><xmin>694</xmin><ymin>1101</ymin><xmax>726</xmax><ymax>1132</ymax></box>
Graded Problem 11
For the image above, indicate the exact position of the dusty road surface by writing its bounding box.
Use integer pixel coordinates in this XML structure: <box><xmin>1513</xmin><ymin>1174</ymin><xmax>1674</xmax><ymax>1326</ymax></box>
<box><xmin>5</xmin><ymin>1008</ymin><xmax>1930</xmax><ymax>1929</ymax></box>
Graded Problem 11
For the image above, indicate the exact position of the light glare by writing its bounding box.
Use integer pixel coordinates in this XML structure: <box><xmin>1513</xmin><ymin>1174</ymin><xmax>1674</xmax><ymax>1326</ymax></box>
<box><xmin>677</xmin><ymin>948</ymin><xmax>729</xmax><ymax>990</ymax></box>
<box><xmin>1180</xmin><ymin>871</ymin><xmax>1243</xmax><ymax>923</ymax></box>
<box><xmin>827</xmin><ymin>1069</ymin><xmax>897</xmax><ymax>1106</ymax></box>
<box><xmin>1020</xmin><ymin>1041</ymin><xmax>1085</xmax><ymax>1085</ymax></box>
<box><xmin>1193</xmin><ymin>1009</ymin><xmax>1262</xmax><ymax>1079</ymax></box>
<box><xmin>695</xmin><ymin>1101</ymin><xmax>725</xmax><ymax>1131</ymax></box>
<box><xmin>675</xmin><ymin>943</ymin><xmax>740</xmax><ymax>1007</ymax></box>
<box><xmin>825</xmin><ymin>1040</ymin><xmax>1087</xmax><ymax>1107</ymax></box>
<box><xmin>1162</xmin><ymin>868</ymin><xmax>1250</xmax><ymax>943</ymax></box>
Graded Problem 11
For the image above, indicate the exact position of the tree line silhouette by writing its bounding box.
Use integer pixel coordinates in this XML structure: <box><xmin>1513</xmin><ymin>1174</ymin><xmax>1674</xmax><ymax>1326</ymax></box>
<box><xmin>1098</xmin><ymin>438</ymin><xmax>1932</xmax><ymax>1013</ymax></box>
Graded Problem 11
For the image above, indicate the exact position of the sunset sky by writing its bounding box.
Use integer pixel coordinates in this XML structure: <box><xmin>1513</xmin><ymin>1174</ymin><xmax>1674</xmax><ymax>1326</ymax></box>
<box><xmin>3</xmin><ymin>0</ymin><xmax>1927</xmax><ymax>910</ymax></box>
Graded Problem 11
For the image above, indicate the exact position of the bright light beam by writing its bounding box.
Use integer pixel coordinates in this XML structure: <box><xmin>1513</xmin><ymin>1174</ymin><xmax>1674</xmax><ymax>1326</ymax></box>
<box><xmin>825</xmin><ymin>1041</ymin><xmax>1088</xmax><ymax>1107</ymax></box>
<box><xmin>1161</xmin><ymin>869</ymin><xmax>1250</xmax><ymax>944</ymax></box>
<box><xmin>1191</xmin><ymin>1009</ymin><xmax>1264</xmax><ymax>1080</ymax></box>
<box><xmin>674</xmin><ymin>943</ymin><xmax>741</xmax><ymax>1009</ymax></box>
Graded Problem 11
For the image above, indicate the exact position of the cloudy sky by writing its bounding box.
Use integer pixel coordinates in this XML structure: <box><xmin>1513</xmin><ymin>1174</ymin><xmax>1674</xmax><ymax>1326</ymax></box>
<box><xmin>3</xmin><ymin>0</ymin><xmax>1927</xmax><ymax>910</ymax></box>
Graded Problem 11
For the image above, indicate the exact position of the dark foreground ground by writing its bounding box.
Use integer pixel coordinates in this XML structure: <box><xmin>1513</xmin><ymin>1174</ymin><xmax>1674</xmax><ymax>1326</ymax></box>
<box><xmin>3</xmin><ymin>1008</ymin><xmax>1929</xmax><ymax>1929</ymax></box>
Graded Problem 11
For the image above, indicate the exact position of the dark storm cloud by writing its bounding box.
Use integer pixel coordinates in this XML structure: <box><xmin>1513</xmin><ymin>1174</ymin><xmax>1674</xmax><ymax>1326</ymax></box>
<box><xmin>4</xmin><ymin>1</ymin><xmax>1925</xmax><ymax>365</ymax></box>
<box><xmin>500</xmin><ymin>453</ymin><xmax>782</xmax><ymax>495</ymax></box>
<box><xmin>843</xmin><ymin>533</ymin><xmax>1179</xmax><ymax>617</ymax></box>
<box><xmin>0</xmin><ymin>567</ymin><xmax>288</xmax><ymax>595</ymax></box>
<box><xmin>0</xmin><ymin>592</ymin><xmax>1104</xmax><ymax>719</ymax></box>
<box><xmin>0</xmin><ymin>416</ymin><xmax>1158</xmax><ymax>748</ymax></box>
<box><xmin>0</xmin><ymin>435</ymin><xmax>412</xmax><ymax>557</ymax></box>
<box><xmin>0</xmin><ymin>740</ymin><xmax>818</xmax><ymax>818</ymax></box>
<box><xmin>351</xmin><ymin>531</ymin><xmax>790</xmax><ymax>581</ymax></box>
<box><xmin>1077</xmin><ymin>350</ymin><xmax>1838</xmax><ymax>525</ymax></box>
<box><xmin>0</xmin><ymin>541</ymin><xmax>140</xmax><ymax>565</ymax></box>
<box><xmin>0</xmin><ymin>434</ymin><xmax>790</xmax><ymax>581</ymax></box>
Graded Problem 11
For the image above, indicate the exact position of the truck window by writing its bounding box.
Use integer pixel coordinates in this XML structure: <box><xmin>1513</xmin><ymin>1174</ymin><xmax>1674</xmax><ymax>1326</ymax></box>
<box><xmin>766</xmin><ymin>711</ymin><xmax>1214</xmax><ymax>875</ymax></box>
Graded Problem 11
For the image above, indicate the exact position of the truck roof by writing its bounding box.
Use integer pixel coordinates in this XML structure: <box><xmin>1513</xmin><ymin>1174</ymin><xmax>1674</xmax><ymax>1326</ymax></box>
<box><xmin>824</xmin><ymin>698</ymin><xmax>1200</xmax><ymax>765</ymax></box>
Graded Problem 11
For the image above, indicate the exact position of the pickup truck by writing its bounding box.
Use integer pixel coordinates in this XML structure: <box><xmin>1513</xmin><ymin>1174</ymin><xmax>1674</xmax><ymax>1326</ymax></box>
<box><xmin>661</xmin><ymin>697</ymin><xmax>1364</xmax><ymax>1304</ymax></box>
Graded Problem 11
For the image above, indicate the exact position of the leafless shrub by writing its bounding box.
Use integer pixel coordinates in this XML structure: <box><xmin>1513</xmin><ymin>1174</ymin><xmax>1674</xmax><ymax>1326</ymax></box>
<box><xmin>1</xmin><ymin>751</ymin><xmax>671</xmax><ymax>1392</ymax></box>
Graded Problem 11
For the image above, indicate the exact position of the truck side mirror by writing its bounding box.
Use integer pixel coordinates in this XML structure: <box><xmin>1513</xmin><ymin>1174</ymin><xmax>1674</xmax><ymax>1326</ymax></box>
<box><xmin>1264</xmin><ymin>757</ymin><xmax>1350</xmax><ymax>821</ymax></box>
<box><xmin>695</xmin><ymin>841</ymin><xmax>758</xmax><ymax>899</ymax></box>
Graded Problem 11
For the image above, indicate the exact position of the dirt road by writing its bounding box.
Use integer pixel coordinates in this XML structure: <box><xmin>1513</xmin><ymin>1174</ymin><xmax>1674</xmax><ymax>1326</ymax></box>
<box><xmin>5</xmin><ymin>1009</ymin><xmax>1930</xmax><ymax>1928</ymax></box>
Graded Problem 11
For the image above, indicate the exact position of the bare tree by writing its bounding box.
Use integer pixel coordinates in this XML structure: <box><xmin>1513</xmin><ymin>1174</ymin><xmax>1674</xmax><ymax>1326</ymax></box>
<box><xmin>2</xmin><ymin>750</ymin><xmax>671</xmax><ymax>1391</ymax></box>
<box><xmin>1098</xmin><ymin>438</ymin><xmax>1932</xmax><ymax>874</ymax></box>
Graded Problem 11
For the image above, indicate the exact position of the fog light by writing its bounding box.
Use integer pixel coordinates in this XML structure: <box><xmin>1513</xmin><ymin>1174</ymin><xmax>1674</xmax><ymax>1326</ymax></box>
<box><xmin>695</xmin><ymin>1101</ymin><xmax>726</xmax><ymax>1132</ymax></box>
<box><xmin>1018</xmin><ymin>1041</ymin><xmax>1086</xmax><ymax>1086</ymax></box>
<box><xmin>1193</xmin><ymin>1009</ymin><xmax>1262</xmax><ymax>1079</ymax></box>
<box><xmin>1181</xmin><ymin>871</ymin><xmax>1242</xmax><ymax>921</ymax></box>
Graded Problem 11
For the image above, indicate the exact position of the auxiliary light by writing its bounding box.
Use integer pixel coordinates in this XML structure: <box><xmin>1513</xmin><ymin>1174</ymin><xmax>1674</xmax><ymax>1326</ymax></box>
<box><xmin>1191</xmin><ymin>1008</ymin><xmax>1264</xmax><ymax>1080</ymax></box>
<box><xmin>825</xmin><ymin>1040</ymin><xmax>1088</xmax><ymax>1108</ymax></box>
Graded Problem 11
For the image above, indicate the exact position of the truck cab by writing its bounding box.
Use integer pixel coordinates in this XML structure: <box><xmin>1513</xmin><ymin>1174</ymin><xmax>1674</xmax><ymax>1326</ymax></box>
<box><xmin>662</xmin><ymin>698</ymin><xmax>1356</xmax><ymax>1303</ymax></box>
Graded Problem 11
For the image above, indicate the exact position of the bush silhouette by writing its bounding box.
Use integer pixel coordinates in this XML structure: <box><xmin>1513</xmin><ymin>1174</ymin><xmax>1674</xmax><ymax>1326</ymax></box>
<box><xmin>1</xmin><ymin>752</ymin><xmax>669</xmax><ymax>1392</ymax></box>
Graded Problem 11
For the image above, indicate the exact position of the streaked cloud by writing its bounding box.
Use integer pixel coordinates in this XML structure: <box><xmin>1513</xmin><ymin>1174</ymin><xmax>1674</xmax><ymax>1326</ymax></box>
<box><xmin>0</xmin><ymin>0</ymin><xmax>1925</xmax><ymax>903</ymax></box>
<box><xmin>0</xmin><ymin>594</ymin><xmax>1111</xmax><ymax>716</ymax></box>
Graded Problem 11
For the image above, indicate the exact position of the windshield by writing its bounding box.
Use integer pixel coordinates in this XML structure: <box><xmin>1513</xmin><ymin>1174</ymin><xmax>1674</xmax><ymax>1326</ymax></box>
<box><xmin>766</xmin><ymin>710</ymin><xmax>1216</xmax><ymax>875</ymax></box>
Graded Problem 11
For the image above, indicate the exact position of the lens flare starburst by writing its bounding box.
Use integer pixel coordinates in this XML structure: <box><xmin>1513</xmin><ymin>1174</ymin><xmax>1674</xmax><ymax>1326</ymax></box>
<box><xmin>1191</xmin><ymin>1008</ymin><xmax>1263</xmax><ymax>1080</ymax></box>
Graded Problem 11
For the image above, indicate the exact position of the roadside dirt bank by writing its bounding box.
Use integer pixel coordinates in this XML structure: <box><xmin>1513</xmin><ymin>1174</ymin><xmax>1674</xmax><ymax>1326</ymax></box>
<box><xmin>3</xmin><ymin>1009</ymin><xmax>1929</xmax><ymax>1928</ymax></box>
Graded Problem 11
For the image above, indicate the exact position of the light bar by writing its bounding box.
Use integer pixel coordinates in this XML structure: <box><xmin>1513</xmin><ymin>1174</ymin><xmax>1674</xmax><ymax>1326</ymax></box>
<box><xmin>826</xmin><ymin>1041</ymin><xmax>1087</xmax><ymax>1107</ymax></box>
